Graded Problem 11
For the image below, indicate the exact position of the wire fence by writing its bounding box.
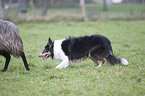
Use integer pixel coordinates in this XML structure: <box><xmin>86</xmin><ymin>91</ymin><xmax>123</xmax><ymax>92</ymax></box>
<box><xmin>1</xmin><ymin>0</ymin><xmax>145</xmax><ymax>21</ymax></box>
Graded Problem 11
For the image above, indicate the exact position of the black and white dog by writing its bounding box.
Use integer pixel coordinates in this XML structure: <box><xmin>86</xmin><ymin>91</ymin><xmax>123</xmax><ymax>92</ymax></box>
<box><xmin>39</xmin><ymin>35</ymin><xmax>128</xmax><ymax>69</ymax></box>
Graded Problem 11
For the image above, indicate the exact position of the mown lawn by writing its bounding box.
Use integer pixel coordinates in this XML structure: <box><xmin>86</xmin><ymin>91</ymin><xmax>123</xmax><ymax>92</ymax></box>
<box><xmin>0</xmin><ymin>21</ymin><xmax>145</xmax><ymax>96</ymax></box>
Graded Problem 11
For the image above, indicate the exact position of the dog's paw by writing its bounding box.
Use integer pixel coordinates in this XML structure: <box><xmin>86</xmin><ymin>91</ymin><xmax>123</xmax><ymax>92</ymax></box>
<box><xmin>55</xmin><ymin>65</ymin><xmax>68</xmax><ymax>69</ymax></box>
<box><xmin>55</xmin><ymin>66</ymin><xmax>62</xmax><ymax>69</ymax></box>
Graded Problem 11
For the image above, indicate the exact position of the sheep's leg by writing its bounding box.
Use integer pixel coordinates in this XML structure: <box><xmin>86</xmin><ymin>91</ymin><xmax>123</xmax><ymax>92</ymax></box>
<box><xmin>1</xmin><ymin>52</ymin><xmax>11</xmax><ymax>72</ymax></box>
<box><xmin>21</xmin><ymin>52</ymin><xmax>29</xmax><ymax>71</ymax></box>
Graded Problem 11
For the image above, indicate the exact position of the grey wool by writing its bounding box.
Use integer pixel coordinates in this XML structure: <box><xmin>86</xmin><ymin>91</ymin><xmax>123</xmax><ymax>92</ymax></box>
<box><xmin>0</xmin><ymin>19</ymin><xmax>29</xmax><ymax>72</ymax></box>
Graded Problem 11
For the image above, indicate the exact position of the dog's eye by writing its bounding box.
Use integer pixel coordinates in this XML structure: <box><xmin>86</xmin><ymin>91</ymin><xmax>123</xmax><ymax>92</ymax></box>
<box><xmin>45</xmin><ymin>45</ymin><xmax>49</xmax><ymax>49</ymax></box>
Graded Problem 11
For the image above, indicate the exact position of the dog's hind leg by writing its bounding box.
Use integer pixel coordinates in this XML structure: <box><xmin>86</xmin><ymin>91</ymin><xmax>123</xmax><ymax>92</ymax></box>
<box><xmin>89</xmin><ymin>46</ymin><xmax>107</xmax><ymax>67</ymax></box>
<box><xmin>97</xmin><ymin>59</ymin><xmax>105</xmax><ymax>68</ymax></box>
<box><xmin>90</xmin><ymin>57</ymin><xmax>99</xmax><ymax>66</ymax></box>
<box><xmin>89</xmin><ymin>52</ymin><xmax>105</xmax><ymax>67</ymax></box>
<box><xmin>21</xmin><ymin>51</ymin><xmax>29</xmax><ymax>71</ymax></box>
<box><xmin>1</xmin><ymin>52</ymin><xmax>11</xmax><ymax>72</ymax></box>
<box><xmin>90</xmin><ymin>57</ymin><xmax>105</xmax><ymax>68</ymax></box>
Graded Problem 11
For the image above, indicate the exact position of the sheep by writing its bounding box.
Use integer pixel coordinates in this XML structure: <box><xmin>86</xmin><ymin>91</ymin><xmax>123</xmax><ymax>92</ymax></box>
<box><xmin>0</xmin><ymin>20</ymin><xmax>29</xmax><ymax>72</ymax></box>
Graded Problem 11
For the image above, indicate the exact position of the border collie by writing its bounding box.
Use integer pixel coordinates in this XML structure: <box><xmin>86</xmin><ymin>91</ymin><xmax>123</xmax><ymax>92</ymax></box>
<box><xmin>39</xmin><ymin>35</ymin><xmax>128</xmax><ymax>69</ymax></box>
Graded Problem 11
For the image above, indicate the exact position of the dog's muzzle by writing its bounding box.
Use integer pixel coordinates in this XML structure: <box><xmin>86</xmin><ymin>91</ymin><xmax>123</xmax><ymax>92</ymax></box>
<box><xmin>39</xmin><ymin>53</ymin><xmax>43</xmax><ymax>57</ymax></box>
<box><xmin>39</xmin><ymin>52</ymin><xmax>51</xmax><ymax>60</ymax></box>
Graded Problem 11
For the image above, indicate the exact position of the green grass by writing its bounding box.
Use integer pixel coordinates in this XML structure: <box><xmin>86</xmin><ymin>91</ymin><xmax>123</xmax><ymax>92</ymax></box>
<box><xmin>0</xmin><ymin>21</ymin><xmax>145</xmax><ymax>96</ymax></box>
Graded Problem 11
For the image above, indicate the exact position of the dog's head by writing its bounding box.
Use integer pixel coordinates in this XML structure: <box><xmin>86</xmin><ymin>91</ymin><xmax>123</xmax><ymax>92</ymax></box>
<box><xmin>39</xmin><ymin>37</ymin><xmax>53</xmax><ymax>60</ymax></box>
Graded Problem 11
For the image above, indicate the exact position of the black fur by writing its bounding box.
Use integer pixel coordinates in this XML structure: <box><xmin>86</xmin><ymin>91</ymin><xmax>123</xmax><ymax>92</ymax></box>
<box><xmin>62</xmin><ymin>35</ymin><xmax>110</xmax><ymax>59</ymax></box>
<box><xmin>61</xmin><ymin>35</ymin><xmax>123</xmax><ymax>65</ymax></box>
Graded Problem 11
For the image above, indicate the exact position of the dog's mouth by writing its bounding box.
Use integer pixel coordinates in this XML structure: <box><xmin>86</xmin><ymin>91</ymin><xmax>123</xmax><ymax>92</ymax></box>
<box><xmin>43</xmin><ymin>54</ymin><xmax>49</xmax><ymax>60</ymax></box>
<box><xmin>39</xmin><ymin>52</ymin><xmax>51</xmax><ymax>60</ymax></box>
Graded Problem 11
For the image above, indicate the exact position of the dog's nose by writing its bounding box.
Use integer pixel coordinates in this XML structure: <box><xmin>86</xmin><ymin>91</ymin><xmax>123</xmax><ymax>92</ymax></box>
<box><xmin>39</xmin><ymin>53</ymin><xmax>42</xmax><ymax>57</ymax></box>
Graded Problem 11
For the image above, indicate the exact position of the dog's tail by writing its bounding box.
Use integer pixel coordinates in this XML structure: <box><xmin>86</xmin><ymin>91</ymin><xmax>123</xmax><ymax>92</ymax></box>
<box><xmin>106</xmin><ymin>52</ymin><xmax>128</xmax><ymax>65</ymax></box>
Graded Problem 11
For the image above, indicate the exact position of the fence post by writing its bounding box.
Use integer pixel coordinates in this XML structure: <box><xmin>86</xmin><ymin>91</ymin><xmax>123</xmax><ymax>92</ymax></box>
<box><xmin>103</xmin><ymin>0</ymin><xmax>108</xmax><ymax>11</ymax></box>
<box><xmin>0</xmin><ymin>0</ymin><xmax>3</xmax><ymax>19</ymax></box>
<box><xmin>29</xmin><ymin>0</ymin><xmax>36</xmax><ymax>17</ymax></box>
<box><xmin>80</xmin><ymin>0</ymin><xmax>87</xmax><ymax>21</ymax></box>
<box><xmin>15</xmin><ymin>0</ymin><xmax>23</xmax><ymax>18</ymax></box>
<box><xmin>4</xmin><ymin>0</ymin><xmax>13</xmax><ymax>17</ymax></box>
<box><xmin>41</xmin><ymin>0</ymin><xmax>48</xmax><ymax>16</ymax></box>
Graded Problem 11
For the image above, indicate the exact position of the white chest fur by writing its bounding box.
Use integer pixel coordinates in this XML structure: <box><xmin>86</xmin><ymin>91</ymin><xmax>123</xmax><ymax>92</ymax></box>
<box><xmin>53</xmin><ymin>39</ymin><xmax>68</xmax><ymax>60</ymax></box>
<box><xmin>53</xmin><ymin>39</ymin><xmax>70</xmax><ymax>69</ymax></box>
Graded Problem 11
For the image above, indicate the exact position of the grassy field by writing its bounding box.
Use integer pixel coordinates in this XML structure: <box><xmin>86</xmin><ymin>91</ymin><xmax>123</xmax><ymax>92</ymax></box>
<box><xmin>0</xmin><ymin>21</ymin><xmax>145</xmax><ymax>96</ymax></box>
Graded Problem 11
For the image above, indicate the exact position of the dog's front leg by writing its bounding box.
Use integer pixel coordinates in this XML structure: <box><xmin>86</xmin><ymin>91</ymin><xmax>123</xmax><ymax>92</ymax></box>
<box><xmin>55</xmin><ymin>59</ymin><xmax>69</xmax><ymax>69</ymax></box>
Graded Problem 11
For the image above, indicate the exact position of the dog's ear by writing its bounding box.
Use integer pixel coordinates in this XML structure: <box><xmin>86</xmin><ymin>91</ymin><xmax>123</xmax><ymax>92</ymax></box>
<box><xmin>48</xmin><ymin>37</ymin><xmax>52</xmax><ymax>45</ymax></box>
